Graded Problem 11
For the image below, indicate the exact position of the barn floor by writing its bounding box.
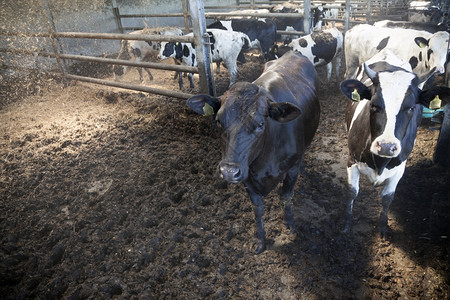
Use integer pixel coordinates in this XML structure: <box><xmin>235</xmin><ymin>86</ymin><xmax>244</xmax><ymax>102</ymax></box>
<box><xmin>0</xmin><ymin>53</ymin><xmax>449</xmax><ymax>299</ymax></box>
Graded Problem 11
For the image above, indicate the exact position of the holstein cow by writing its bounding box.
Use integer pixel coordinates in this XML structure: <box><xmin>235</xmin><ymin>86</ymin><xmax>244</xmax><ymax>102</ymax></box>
<box><xmin>288</xmin><ymin>27</ymin><xmax>343</xmax><ymax>81</ymax></box>
<box><xmin>187</xmin><ymin>51</ymin><xmax>320</xmax><ymax>253</ymax></box>
<box><xmin>344</xmin><ymin>24</ymin><xmax>449</xmax><ymax>88</ymax></box>
<box><xmin>114</xmin><ymin>27</ymin><xmax>184</xmax><ymax>85</ymax></box>
<box><xmin>207</xmin><ymin>18</ymin><xmax>277</xmax><ymax>60</ymax></box>
<box><xmin>158</xmin><ymin>29</ymin><xmax>251</xmax><ymax>88</ymax></box>
<box><xmin>340</xmin><ymin>49</ymin><xmax>450</xmax><ymax>235</ymax></box>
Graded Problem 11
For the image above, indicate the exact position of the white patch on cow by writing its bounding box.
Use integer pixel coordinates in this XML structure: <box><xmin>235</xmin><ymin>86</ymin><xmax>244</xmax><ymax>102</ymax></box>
<box><xmin>351</xmin><ymin>160</ymin><xmax>406</xmax><ymax>188</ymax></box>
<box><xmin>348</xmin><ymin>99</ymin><xmax>369</xmax><ymax>132</ymax></box>
<box><xmin>220</xmin><ymin>20</ymin><xmax>233</xmax><ymax>31</ymax></box>
<box><xmin>370</xmin><ymin>70</ymin><xmax>415</xmax><ymax>157</ymax></box>
<box><xmin>344</xmin><ymin>24</ymin><xmax>449</xmax><ymax>80</ymax></box>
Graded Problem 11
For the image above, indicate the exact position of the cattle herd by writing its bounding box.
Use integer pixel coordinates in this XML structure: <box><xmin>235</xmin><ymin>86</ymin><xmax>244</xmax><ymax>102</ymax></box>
<box><xmin>115</xmin><ymin>2</ymin><xmax>450</xmax><ymax>253</ymax></box>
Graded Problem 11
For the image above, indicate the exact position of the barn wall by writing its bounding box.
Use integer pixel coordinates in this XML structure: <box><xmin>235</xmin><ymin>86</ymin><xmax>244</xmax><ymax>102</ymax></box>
<box><xmin>0</xmin><ymin>0</ymin><xmax>235</xmax><ymax>74</ymax></box>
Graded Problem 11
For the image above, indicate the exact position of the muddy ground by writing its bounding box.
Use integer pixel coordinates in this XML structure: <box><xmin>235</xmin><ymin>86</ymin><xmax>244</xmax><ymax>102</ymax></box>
<box><xmin>0</xmin><ymin>52</ymin><xmax>449</xmax><ymax>299</ymax></box>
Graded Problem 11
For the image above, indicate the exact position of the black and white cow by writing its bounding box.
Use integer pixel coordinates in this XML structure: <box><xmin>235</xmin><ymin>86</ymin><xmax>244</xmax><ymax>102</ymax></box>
<box><xmin>374</xmin><ymin>20</ymin><xmax>449</xmax><ymax>34</ymax></box>
<box><xmin>158</xmin><ymin>29</ymin><xmax>251</xmax><ymax>88</ymax></box>
<box><xmin>187</xmin><ymin>51</ymin><xmax>320</xmax><ymax>253</ymax></box>
<box><xmin>114</xmin><ymin>27</ymin><xmax>183</xmax><ymax>84</ymax></box>
<box><xmin>344</xmin><ymin>24</ymin><xmax>449</xmax><ymax>87</ymax></box>
<box><xmin>340</xmin><ymin>49</ymin><xmax>450</xmax><ymax>235</ymax></box>
<box><xmin>207</xmin><ymin>18</ymin><xmax>277</xmax><ymax>60</ymax></box>
<box><xmin>270</xmin><ymin>2</ymin><xmax>305</xmax><ymax>39</ymax></box>
<box><xmin>288</xmin><ymin>27</ymin><xmax>343</xmax><ymax>81</ymax></box>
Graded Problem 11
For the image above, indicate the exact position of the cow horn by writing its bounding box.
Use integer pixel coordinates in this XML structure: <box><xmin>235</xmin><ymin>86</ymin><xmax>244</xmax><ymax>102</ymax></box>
<box><xmin>363</xmin><ymin>63</ymin><xmax>377</xmax><ymax>81</ymax></box>
<box><xmin>418</xmin><ymin>67</ymin><xmax>436</xmax><ymax>85</ymax></box>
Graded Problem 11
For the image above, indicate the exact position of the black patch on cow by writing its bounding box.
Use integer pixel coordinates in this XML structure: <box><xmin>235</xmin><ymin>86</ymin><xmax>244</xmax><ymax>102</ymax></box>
<box><xmin>146</xmin><ymin>41</ymin><xmax>153</xmax><ymax>47</ymax></box>
<box><xmin>191</xmin><ymin>53</ymin><xmax>196</xmax><ymax>66</ymax></box>
<box><xmin>162</xmin><ymin>43</ymin><xmax>175</xmax><ymax>58</ymax></box>
<box><xmin>409</xmin><ymin>56</ymin><xmax>419</xmax><ymax>70</ymax></box>
<box><xmin>298</xmin><ymin>38</ymin><xmax>308</xmax><ymax>48</ymax></box>
<box><xmin>427</xmin><ymin>49</ymin><xmax>433</xmax><ymax>61</ymax></box>
<box><xmin>131</xmin><ymin>47</ymin><xmax>141</xmax><ymax>58</ymax></box>
<box><xmin>183</xmin><ymin>45</ymin><xmax>190</xmax><ymax>58</ymax></box>
<box><xmin>418</xmin><ymin>52</ymin><xmax>422</xmax><ymax>61</ymax></box>
<box><xmin>208</xmin><ymin>32</ymin><xmax>216</xmax><ymax>51</ymax></box>
<box><xmin>310</xmin><ymin>32</ymin><xmax>337</xmax><ymax>64</ymax></box>
<box><xmin>376</xmin><ymin>37</ymin><xmax>390</xmax><ymax>51</ymax></box>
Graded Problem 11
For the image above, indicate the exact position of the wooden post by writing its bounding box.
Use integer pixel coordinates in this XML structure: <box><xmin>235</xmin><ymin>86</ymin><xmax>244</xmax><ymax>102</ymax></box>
<box><xmin>188</xmin><ymin>0</ymin><xmax>216</xmax><ymax>96</ymax></box>
<box><xmin>181</xmin><ymin>0</ymin><xmax>190</xmax><ymax>33</ymax></box>
<box><xmin>366</xmin><ymin>0</ymin><xmax>372</xmax><ymax>24</ymax></box>
<box><xmin>38</xmin><ymin>0</ymin><xmax>67</xmax><ymax>75</ymax></box>
<box><xmin>303</xmin><ymin>0</ymin><xmax>311</xmax><ymax>34</ymax></box>
<box><xmin>344</xmin><ymin>0</ymin><xmax>350</xmax><ymax>31</ymax></box>
<box><xmin>112</xmin><ymin>0</ymin><xmax>124</xmax><ymax>33</ymax></box>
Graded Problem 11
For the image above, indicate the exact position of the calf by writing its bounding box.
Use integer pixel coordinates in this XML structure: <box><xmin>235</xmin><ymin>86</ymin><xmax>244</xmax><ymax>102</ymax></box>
<box><xmin>158</xmin><ymin>29</ymin><xmax>251</xmax><ymax>88</ymax></box>
<box><xmin>186</xmin><ymin>51</ymin><xmax>320</xmax><ymax>253</ymax></box>
<box><xmin>289</xmin><ymin>27</ymin><xmax>343</xmax><ymax>82</ymax></box>
<box><xmin>114</xmin><ymin>27</ymin><xmax>183</xmax><ymax>85</ymax></box>
<box><xmin>207</xmin><ymin>18</ymin><xmax>277</xmax><ymax>60</ymax></box>
<box><xmin>340</xmin><ymin>49</ymin><xmax>450</xmax><ymax>235</ymax></box>
<box><xmin>344</xmin><ymin>24</ymin><xmax>449</xmax><ymax>88</ymax></box>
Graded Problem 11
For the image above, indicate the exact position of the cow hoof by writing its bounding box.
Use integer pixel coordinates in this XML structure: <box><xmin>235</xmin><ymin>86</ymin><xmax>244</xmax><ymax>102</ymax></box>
<box><xmin>254</xmin><ymin>239</ymin><xmax>266</xmax><ymax>254</ymax></box>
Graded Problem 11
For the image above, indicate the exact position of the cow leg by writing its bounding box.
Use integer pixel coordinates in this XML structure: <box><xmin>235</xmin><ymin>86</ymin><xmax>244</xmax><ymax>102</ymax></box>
<box><xmin>143</xmin><ymin>68</ymin><xmax>153</xmax><ymax>81</ymax></box>
<box><xmin>188</xmin><ymin>73</ymin><xmax>195</xmax><ymax>88</ymax></box>
<box><xmin>246</xmin><ymin>186</ymin><xmax>266</xmax><ymax>254</ymax></box>
<box><xmin>326</xmin><ymin>63</ymin><xmax>332</xmax><ymax>82</ymax></box>
<box><xmin>378</xmin><ymin>162</ymin><xmax>405</xmax><ymax>237</ymax></box>
<box><xmin>280</xmin><ymin>166</ymin><xmax>299</xmax><ymax>233</ymax></box>
<box><xmin>215</xmin><ymin>62</ymin><xmax>221</xmax><ymax>74</ymax></box>
<box><xmin>344</xmin><ymin>164</ymin><xmax>360</xmax><ymax>233</ymax></box>
<box><xmin>177</xmin><ymin>72</ymin><xmax>184</xmax><ymax>90</ymax></box>
<box><xmin>335</xmin><ymin>55</ymin><xmax>342</xmax><ymax>81</ymax></box>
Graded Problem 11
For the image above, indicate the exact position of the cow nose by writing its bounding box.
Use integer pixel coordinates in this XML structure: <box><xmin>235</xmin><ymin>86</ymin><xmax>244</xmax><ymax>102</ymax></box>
<box><xmin>219</xmin><ymin>162</ymin><xmax>242</xmax><ymax>183</ymax></box>
<box><xmin>375</xmin><ymin>141</ymin><xmax>398</xmax><ymax>157</ymax></box>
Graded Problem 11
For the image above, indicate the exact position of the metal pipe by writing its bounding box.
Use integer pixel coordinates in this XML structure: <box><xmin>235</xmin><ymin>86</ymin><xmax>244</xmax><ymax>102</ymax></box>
<box><xmin>0</xmin><ymin>48</ymin><xmax>198</xmax><ymax>73</ymax></box>
<box><xmin>65</xmin><ymin>74</ymin><xmax>193</xmax><ymax>99</ymax></box>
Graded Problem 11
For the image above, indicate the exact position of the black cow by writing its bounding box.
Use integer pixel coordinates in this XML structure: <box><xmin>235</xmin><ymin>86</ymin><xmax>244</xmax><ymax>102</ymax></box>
<box><xmin>207</xmin><ymin>18</ymin><xmax>277</xmax><ymax>60</ymax></box>
<box><xmin>187</xmin><ymin>51</ymin><xmax>320</xmax><ymax>253</ymax></box>
<box><xmin>340</xmin><ymin>49</ymin><xmax>450</xmax><ymax>235</ymax></box>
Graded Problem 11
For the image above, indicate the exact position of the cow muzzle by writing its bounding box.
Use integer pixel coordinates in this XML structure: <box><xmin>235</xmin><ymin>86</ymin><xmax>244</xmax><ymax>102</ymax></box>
<box><xmin>371</xmin><ymin>138</ymin><xmax>401</xmax><ymax>158</ymax></box>
<box><xmin>218</xmin><ymin>161</ymin><xmax>243</xmax><ymax>183</ymax></box>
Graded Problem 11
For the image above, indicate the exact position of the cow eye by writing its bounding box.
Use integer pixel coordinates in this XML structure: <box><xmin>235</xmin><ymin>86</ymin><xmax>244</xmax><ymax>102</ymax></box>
<box><xmin>255</xmin><ymin>121</ymin><xmax>264</xmax><ymax>132</ymax></box>
<box><xmin>370</xmin><ymin>104</ymin><xmax>381</xmax><ymax>113</ymax></box>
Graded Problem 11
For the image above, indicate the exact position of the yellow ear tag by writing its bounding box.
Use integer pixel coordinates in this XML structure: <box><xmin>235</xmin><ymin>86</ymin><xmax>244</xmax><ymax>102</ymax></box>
<box><xmin>429</xmin><ymin>95</ymin><xmax>442</xmax><ymax>110</ymax></box>
<box><xmin>202</xmin><ymin>102</ymin><xmax>215</xmax><ymax>116</ymax></box>
<box><xmin>419</xmin><ymin>42</ymin><xmax>426</xmax><ymax>48</ymax></box>
<box><xmin>274</xmin><ymin>48</ymin><xmax>278</xmax><ymax>53</ymax></box>
<box><xmin>351</xmin><ymin>88</ymin><xmax>360</xmax><ymax>102</ymax></box>
<box><xmin>176</xmin><ymin>42</ymin><xmax>180</xmax><ymax>46</ymax></box>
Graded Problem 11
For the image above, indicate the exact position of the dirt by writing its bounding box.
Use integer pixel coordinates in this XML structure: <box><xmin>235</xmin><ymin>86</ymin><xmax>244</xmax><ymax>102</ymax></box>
<box><xmin>0</xmin><ymin>52</ymin><xmax>449</xmax><ymax>299</ymax></box>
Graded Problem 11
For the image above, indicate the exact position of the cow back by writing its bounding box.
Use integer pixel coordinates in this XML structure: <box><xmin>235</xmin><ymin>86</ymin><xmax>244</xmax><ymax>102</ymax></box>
<box><xmin>255</xmin><ymin>51</ymin><xmax>320</xmax><ymax>146</ymax></box>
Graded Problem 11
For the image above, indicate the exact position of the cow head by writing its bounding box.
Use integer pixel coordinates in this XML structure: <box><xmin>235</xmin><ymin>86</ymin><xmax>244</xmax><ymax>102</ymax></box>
<box><xmin>187</xmin><ymin>82</ymin><xmax>302</xmax><ymax>183</ymax></box>
<box><xmin>341</xmin><ymin>63</ymin><xmax>449</xmax><ymax>159</ymax></box>
<box><xmin>413</xmin><ymin>31</ymin><xmax>449</xmax><ymax>74</ymax></box>
<box><xmin>158</xmin><ymin>41</ymin><xmax>186</xmax><ymax>60</ymax></box>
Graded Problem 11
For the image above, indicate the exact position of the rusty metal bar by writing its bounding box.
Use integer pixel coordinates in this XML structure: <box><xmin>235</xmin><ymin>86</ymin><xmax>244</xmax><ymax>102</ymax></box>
<box><xmin>0</xmin><ymin>31</ymin><xmax>194</xmax><ymax>43</ymax></box>
<box><xmin>205</xmin><ymin>12</ymin><xmax>304</xmax><ymax>18</ymax></box>
<box><xmin>0</xmin><ymin>48</ymin><xmax>198</xmax><ymax>74</ymax></box>
<box><xmin>65</xmin><ymin>74</ymin><xmax>193</xmax><ymax>99</ymax></box>
<box><xmin>119</xmin><ymin>13</ymin><xmax>185</xmax><ymax>18</ymax></box>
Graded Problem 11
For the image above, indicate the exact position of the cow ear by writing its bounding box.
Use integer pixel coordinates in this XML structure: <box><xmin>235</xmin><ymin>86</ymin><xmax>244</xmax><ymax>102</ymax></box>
<box><xmin>268</xmin><ymin>102</ymin><xmax>302</xmax><ymax>123</ymax></box>
<box><xmin>418</xmin><ymin>86</ymin><xmax>450</xmax><ymax>108</ymax></box>
<box><xmin>187</xmin><ymin>94</ymin><xmax>221</xmax><ymax>116</ymax></box>
<box><xmin>340</xmin><ymin>79</ymin><xmax>371</xmax><ymax>102</ymax></box>
<box><xmin>414</xmin><ymin>37</ymin><xmax>429</xmax><ymax>48</ymax></box>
